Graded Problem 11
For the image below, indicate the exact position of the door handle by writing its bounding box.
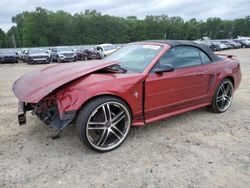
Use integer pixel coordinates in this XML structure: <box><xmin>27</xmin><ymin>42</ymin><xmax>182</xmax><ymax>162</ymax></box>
<box><xmin>197</xmin><ymin>71</ymin><xmax>205</xmax><ymax>76</ymax></box>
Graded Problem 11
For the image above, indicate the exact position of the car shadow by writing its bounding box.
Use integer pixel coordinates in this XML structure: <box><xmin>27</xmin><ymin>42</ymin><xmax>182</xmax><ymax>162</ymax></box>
<box><xmin>23</xmin><ymin>107</ymin><xmax>212</xmax><ymax>154</ymax></box>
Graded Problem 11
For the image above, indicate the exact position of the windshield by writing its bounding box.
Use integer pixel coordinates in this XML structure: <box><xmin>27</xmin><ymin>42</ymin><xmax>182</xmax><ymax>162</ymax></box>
<box><xmin>103</xmin><ymin>45</ymin><xmax>116</xmax><ymax>51</ymax></box>
<box><xmin>104</xmin><ymin>44</ymin><xmax>162</xmax><ymax>73</ymax></box>
<box><xmin>0</xmin><ymin>49</ymin><xmax>16</xmax><ymax>54</ymax></box>
<box><xmin>30</xmin><ymin>48</ymin><xmax>46</xmax><ymax>53</ymax></box>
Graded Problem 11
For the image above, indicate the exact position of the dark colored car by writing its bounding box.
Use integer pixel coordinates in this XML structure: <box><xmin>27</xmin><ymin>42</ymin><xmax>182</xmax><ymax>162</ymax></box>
<box><xmin>77</xmin><ymin>48</ymin><xmax>104</xmax><ymax>61</ymax></box>
<box><xmin>0</xmin><ymin>49</ymin><xmax>18</xmax><ymax>63</ymax></box>
<box><xmin>210</xmin><ymin>42</ymin><xmax>222</xmax><ymax>51</ymax></box>
<box><xmin>50</xmin><ymin>47</ymin><xmax>77</xmax><ymax>62</ymax></box>
<box><xmin>227</xmin><ymin>40</ymin><xmax>241</xmax><ymax>48</ymax></box>
<box><xmin>25</xmin><ymin>48</ymin><xmax>50</xmax><ymax>64</ymax></box>
<box><xmin>234</xmin><ymin>38</ymin><xmax>250</xmax><ymax>47</ymax></box>
<box><xmin>13</xmin><ymin>40</ymin><xmax>241</xmax><ymax>152</ymax></box>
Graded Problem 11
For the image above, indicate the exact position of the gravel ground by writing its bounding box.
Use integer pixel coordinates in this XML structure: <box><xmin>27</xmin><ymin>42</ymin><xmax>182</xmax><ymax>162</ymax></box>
<box><xmin>0</xmin><ymin>49</ymin><xmax>249</xmax><ymax>188</ymax></box>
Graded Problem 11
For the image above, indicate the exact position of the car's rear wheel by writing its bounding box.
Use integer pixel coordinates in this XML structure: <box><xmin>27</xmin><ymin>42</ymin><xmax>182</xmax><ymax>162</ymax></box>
<box><xmin>210</xmin><ymin>79</ymin><xmax>233</xmax><ymax>113</ymax></box>
<box><xmin>76</xmin><ymin>96</ymin><xmax>132</xmax><ymax>152</ymax></box>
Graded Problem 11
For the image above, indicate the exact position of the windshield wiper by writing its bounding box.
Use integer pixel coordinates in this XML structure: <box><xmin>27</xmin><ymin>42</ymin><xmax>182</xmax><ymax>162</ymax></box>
<box><xmin>108</xmin><ymin>64</ymin><xmax>127</xmax><ymax>73</ymax></box>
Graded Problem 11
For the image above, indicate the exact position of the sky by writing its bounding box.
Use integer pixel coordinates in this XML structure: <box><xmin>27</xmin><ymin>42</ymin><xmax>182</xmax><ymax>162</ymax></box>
<box><xmin>1</xmin><ymin>0</ymin><xmax>250</xmax><ymax>32</ymax></box>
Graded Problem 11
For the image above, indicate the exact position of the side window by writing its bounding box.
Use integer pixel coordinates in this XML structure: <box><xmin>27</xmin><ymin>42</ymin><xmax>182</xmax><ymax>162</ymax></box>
<box><xmin>96</xmin><ymin>46</ymin><xmax>103</xmax><ymax>51</ymax></box>
<box><xmin>199</xmin><ymin>50</ymin><xmax>211</xmax><ymax>64</ymax></box>
<box><xmin>159</xmin><ymin>46</ymin><xmax>202</xmax><ymax>69</ymax></box>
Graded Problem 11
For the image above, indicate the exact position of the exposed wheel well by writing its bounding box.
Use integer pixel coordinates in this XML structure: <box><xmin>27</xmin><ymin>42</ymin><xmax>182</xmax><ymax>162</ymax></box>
<box><xmin>77</xmin><ymin>94</ymin><xmax>133</xmax><ymax>119</ymax></box>
<box><xmin>224</xmin><ymin>76</ymin><xmax>234</xmax><ymax>87</ymax></box>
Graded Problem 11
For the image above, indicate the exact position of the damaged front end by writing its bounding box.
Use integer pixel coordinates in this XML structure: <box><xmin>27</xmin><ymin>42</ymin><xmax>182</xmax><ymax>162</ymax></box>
<box><xmin>18</xmin><ymin>97</ymin><xmax>76</xmax><ymax>130</ymax></box>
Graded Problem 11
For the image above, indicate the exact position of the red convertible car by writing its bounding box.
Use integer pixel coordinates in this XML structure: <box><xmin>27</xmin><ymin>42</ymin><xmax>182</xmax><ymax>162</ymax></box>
<box><xmin>13</xmin><ymin>40</ymin><xmax>241</xmax><ymax>152</ymax></box>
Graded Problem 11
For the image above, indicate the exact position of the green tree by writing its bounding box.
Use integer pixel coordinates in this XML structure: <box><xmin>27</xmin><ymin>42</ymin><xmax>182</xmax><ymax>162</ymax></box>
<box><xmin>0</xmin><ymin>29</ymin><xmax>6</xmax><ymax>48</ymax></box>
<box><xmin>2</xmin><ymin>7</ymin><xmax>250</xmax><ymax>47</ymax></box>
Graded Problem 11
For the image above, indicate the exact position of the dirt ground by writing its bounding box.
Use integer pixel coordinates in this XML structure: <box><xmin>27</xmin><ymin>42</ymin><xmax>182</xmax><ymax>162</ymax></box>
<box><xmin>0</xmin><ymin>49</ymin><xmax>249</xmax><ymax>188</ymax></box>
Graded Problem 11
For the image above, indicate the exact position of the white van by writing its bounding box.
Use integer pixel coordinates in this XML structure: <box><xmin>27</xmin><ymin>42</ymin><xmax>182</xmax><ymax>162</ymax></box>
<box><xmin>96</xmin><ymin>43</ymin><xmax>117</xmax><ymax>56</ymax></box>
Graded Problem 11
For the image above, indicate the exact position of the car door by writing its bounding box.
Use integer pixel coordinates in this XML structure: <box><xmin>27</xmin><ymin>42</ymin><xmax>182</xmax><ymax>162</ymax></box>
<box><xmin>144</xmin><ymin>46</ymin><xmax>213</xmax><ymax>121</ymax></box>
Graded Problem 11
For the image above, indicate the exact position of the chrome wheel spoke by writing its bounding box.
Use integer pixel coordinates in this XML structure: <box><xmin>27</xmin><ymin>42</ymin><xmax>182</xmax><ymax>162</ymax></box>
<box><xmin>216</xmin><ymin>96</ymin><xmax>223</xmax><ymax>102</ymax></box>
<box><xmin>106</xmin><ymin>104</ymin><xmax>112</xmax><ymax>122</ymax></box>
<box><xmin>100</xmin><ymin>129</ymin><xmax>110</xmax><ymax>147</ymax></box>
<box><xmin>102</xmin><ymin>105</ymin><xmax>108</xmax><ymax>123</ymax></box>
<box><xmin>224</xmin><ymin>95</ymin><xmax>231</xmax><ymax>103</ymax></box>
<box><xmin>88</xmin><ymin>126</ymin><xmax>106</xmax><ymax>130</ymax></box>
<box><xmin>112</xmin><ymin>114</ymin><xmax>125</xmax><ymax>126</ymax></box>
<box><xmin>111</xmin><ymin>111</ymin><xmax>124</xmax><ymax>123</ymax></box>
<box><xmin>111</xmin><ymin>124</ymin><xmax>124</xmax><ymax>137</ymax></box>
<box><xmin>88</xmin><ymin>121</ymin><xmax>106</xmax><ymax>130</ymax></box>
<box><xmin>220</xmin><ymin>84</ymin><xmax>225</xmax><ymax>94</ymax></box>
<box><xmin>110</xmin><ymin>129</ymin><xmax>122</xmax><ymax>140</ymax></box>
<box><xmin>89</xmin><ymin>122</ymin><xmax>106</xmax><ymax>125</ymax></box>
<box><xmin>224</xmin><ymin>84</ymin><xmax>231</xmax><ymax>95</ymax></box>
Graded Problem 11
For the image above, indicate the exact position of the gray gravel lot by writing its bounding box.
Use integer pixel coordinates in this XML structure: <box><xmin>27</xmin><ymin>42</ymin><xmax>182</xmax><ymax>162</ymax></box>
<box><xmin>0</xmin><ymin>49</ymin><xmax>249</xmax><ymax>188</ymax></box>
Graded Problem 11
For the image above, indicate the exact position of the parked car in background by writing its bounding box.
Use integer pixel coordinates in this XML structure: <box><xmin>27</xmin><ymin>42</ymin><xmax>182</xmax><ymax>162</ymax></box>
<box><xmin>241</xmin><ymin>39</ymin><xmax>250</xmax><ymax>47</ymax></box>
<box><xmin>194</xmin><ymin>40</ymin><xmax>219</xmax><ymax>51</ymax></box>
<box><xmin>226</xmin><ymin>40</ymin><xmax>241</xmax><ymax>48</ymax></box>
<box><xmin>210</xmin><ymin>42</ymin><xmax>222</xmax><ymax>51</ymax></box>
<box><xmin>50</xmin><ymin>46</ymin><xmax>77</xmax><ymax>62</ymax></box>
<box><xmin>77</xmin><ymin>48</ymin><xmax>104</xmax><ymax>61</ymax></box>
<box><xmin>96</xmin><ymin>43</ymin><xmax>117</xmax><ymax>56</ymax></box>
<box><xmin>0</xmin><ymin>49</ymin><xmax>18</xmax><ymax>63</ymax></box>
<box><xmin>25</xmin><ymin>48</ymin><xmax>50</xmax><ymax>64</ymax></box>
<box><xmin>13</xmin><ymin>40</ymin><xmax>241</xmax><ymax>152</ymax></box>
<box><xmin>213</xmin><ymin>41</ymin><xmax>228</xmax><ymax>50</ymax></box>
<box><xmin>234</xmin><ymin>37</ymin><xmax>250</xmax><ymax>47</ymax></box>
<box><xmin>20</xmin><ymin>48</ymin><xmax>28</xmax><ymax>61</ymax></box>
<box><xmin>220</xmin><ymin>41</ymin><xmax>234</xmax><ymax>49</ymax></box>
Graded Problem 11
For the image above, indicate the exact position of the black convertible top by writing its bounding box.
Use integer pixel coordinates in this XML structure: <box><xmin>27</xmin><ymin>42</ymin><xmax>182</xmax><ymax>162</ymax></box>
<box><xmin>144</xmin><ymin>40</ymin><xmax>221</xmax><ymax>62</ymax></box>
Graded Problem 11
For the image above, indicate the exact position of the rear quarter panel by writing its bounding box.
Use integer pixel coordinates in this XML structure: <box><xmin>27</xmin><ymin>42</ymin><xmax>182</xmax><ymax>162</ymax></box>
<box><xmin>208</xmin><ymin>56</ymin><xmax>241</xmax><ymax>102</ymax></box>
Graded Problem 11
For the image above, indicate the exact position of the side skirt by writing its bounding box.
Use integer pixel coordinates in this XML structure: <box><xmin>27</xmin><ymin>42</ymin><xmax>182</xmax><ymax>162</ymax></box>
<box><xmin>145</xmin><ymin>102</ymin><xmax>210</xmax><ymax>124</ymax></box>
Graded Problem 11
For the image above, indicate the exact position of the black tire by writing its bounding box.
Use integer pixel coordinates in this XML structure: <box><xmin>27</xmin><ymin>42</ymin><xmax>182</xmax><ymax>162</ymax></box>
<box><xmin>56</xmin><ymin>56</ymin><xmax>61</xmax><ymax>63</ymax></box>
<box><xmin>46</xmin><ymin>57</ymin><xmax>51</xmax><ymax>64</ymax></box>
<box><xmin>27</xmin><ymin>58</ymin><xmax>33</xmax><ymax>64</ymax></box>
<box><xmin>209</xmin><ymin>79</ymin><xmax>233</xmax><ymax>113</ymax></box>
<box><xmin>76</xmin><ymin>96</ymin><xmax>132</xmax><ymax>152</ymax></box>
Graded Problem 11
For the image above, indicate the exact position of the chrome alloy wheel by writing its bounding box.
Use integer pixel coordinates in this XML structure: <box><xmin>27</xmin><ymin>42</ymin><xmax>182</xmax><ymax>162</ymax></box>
<box><xmin>216</xmin><ymin>80</ymin><xmax>233</xmax><ymax>112</ymax></box>
<box><xmin>86</xmin><ymin>102</ymin><xmax>131</xmax><ymax>151</ymax></box>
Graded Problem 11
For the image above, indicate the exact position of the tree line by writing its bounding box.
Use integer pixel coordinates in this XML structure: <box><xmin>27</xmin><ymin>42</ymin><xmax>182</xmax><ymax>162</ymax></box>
<box><xmin>0</xmin><ymin>7</ymin><xmax>250</xmax><ymax>48</ymax></box>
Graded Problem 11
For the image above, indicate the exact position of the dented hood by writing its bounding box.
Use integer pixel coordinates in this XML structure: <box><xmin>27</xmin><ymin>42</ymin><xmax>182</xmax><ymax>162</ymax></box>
<box><xmin>13</xmin><ymin>60</ymin><xmax>118</xmax><ymax>103</ymax></box>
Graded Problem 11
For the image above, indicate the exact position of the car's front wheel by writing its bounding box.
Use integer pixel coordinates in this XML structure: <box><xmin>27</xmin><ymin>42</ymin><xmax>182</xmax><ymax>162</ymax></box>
<box><xmin>210</xmin><ymin>79</ymin><xmax>233</xmax><ymax>113</ymax></box>
<box><xmin>76</xmin><ymin>96</ymin><xmax>132</xmax><ymax>152</ymax></box>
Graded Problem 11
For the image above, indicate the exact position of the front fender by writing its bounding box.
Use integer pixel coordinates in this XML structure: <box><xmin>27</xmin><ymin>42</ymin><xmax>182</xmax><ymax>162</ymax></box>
<box><xmin>55</xmin><ymin>82</ymin><xmax>144</xmax><ymax>120</ymax></box>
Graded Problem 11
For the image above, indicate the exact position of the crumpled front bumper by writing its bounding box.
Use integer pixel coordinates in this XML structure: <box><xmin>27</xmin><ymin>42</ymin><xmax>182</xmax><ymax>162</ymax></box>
<box><xmin>17</xmin><ymin>101</ymin><xmax>26</xmax><ymax>125</ymax></box>
<box><xmin>16</xmin><ymin>100</ymin><xmax>76</xmax><ymax>130</ymax></box>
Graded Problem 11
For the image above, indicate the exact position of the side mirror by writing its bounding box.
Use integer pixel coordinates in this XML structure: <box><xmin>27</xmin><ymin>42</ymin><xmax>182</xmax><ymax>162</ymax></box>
<box><xmin>154</xmin><ymin>64</ymin><xmax>174</xmax><ymax>74</ymax></box>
